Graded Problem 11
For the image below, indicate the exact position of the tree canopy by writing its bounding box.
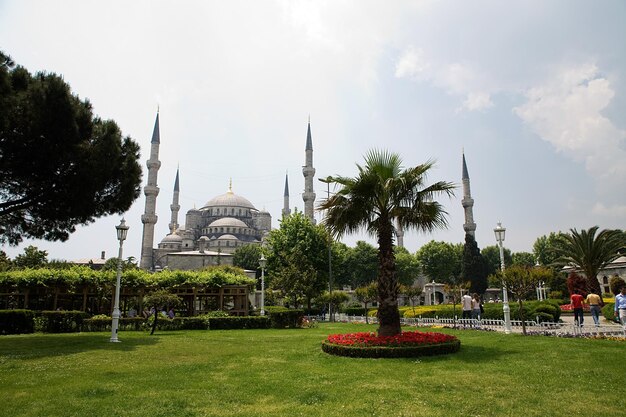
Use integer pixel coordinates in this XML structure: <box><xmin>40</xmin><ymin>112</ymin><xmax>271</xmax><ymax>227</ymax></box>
<box><xmin>415</xmin><ymin>240</ymin><xmax>462</xmax><ymax>285</ymax></box>
<box><xmin>0</xmin><ymin>51</ymin><xmax>142</xmax><ymax>245</ymax></box>
<box><xmin>319</xmin><ymin>149</ymin><xmax>454</xmax><ymax>336</ymax></box>
<box><xmin>460</xmin><ymin>234</ymin><xmax>488</xmax><ymax>294</ymax></box>
<box><xmin>553</xmin><ymin>226</ymin><xmax>626</xmax><ymax>295</ymax></box>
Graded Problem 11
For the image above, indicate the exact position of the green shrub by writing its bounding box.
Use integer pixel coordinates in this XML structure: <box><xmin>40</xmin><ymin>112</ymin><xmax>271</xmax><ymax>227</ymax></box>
<box><xmin>602</xmin><ymin>303</ymin><xmax>616</xmax><ymax>322</ymax></box>
<box><xmin>532</xmin><ymin>302</ymin><xmax>561</xmax><ymax>322</ymax></box>
<box><xmin>36</xmin><ymin>311</ymin><xmax>89</xmax><ymax>333</ymax></box>
<box><xmin>534</xmin><ymin>312</ymin><xmax>554</xmax><ymax>323</ymax></box>
<box><xmin>207</xmin><ymin>316</ymin><xmax>270</xmax><ymax>330</ymax></box>
<box><xmin>343</xmin><ymin>307</ymin><xmax>367</xmax><ymax>316</ymax></box>
<box><xmin>321</xmin><ymin>340</ymin><xmax>461</xmax><ymax>358</ymax></box>
<box><xmin>82</xmin><ymin>317</ymin><xmax>145</xmax><ymax>332</ymax></box>
<box><xmin>0</xmin><ymin>309</ymin><xmax>35</xmax><ymax>335</ymax></box>
<box><xmin>263</xmin><ymin>307</ymin><xmax>304</xmax><ymax>328</ymax></box>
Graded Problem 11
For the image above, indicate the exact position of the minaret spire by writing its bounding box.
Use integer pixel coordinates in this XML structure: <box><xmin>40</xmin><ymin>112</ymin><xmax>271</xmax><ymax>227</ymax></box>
<box><xmin>302</xmin><ymin>119</ymin><xmax>316</xmax><ymax>223</ymax></box>
<box><xmin>462</xmin><ymin>152</ymin><xmax>476</xmax><ymax>237</ymax></box>
<box><xmin>169</xmin><ymin>167</ymin><xmax>180</xmax><ymax>234</ymax></box>
<box><xmin>140</xmin><ymin>112</ymin><xmax>161</xmax><ymax>269</ymax></box>
<box><xmin>282</xmin><ymin>171</ymin><xmax>291</xmax><ymax>218</ymax></box>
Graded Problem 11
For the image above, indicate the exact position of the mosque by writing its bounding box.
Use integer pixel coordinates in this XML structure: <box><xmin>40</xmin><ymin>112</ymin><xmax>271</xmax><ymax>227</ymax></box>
<box><xmin>138</xmin><ymin>113</ymin><xmax>317</xmax><ymax>271</ymax></box>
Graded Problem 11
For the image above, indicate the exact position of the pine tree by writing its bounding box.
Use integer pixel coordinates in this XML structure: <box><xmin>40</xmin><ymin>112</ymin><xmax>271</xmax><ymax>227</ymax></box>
<box><xmin>461</xmin><ymin>233</ymin><xmax>488</xmax><ymax>294</ymax></box>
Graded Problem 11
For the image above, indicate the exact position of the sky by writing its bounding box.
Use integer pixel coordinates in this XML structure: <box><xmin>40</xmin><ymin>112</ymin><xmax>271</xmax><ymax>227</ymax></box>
<box><xmin>1</xmin><ymin>0</ymin><xmax>625</xmax><ymax>262</ymax></box>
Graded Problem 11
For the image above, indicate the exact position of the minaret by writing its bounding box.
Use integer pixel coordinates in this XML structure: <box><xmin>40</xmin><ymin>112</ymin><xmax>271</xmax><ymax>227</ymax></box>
<box><xmin>282</xmin><ymin>172</ymin><xmax>291</xmax><ymax>218</ymax></box>
<box><xmin>169</xmin><ymin>167</ymin><xmax>180</xmax><ymax>233</ymax></box>
<box><xmin>396</xmin><ymin>220</ymin><xmax>404</xmax><ymax>248</ymax></box>
<box><xmin>462</xmin><ymin>152</ymin><xmax>476</xmax><ymax>237</ymax></box>
<box><xmin>302</xmin><ymin>120</ymin><xmax>316</xmax><ymax>224</ymax></box>
<box><xmin>140</xmin><ymin>113</ymin><xmax>161</xmax><ymax>270</ymax></box>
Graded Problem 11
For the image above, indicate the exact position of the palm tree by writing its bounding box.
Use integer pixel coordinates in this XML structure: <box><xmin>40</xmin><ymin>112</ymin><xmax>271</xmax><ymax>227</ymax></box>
<box><xmin>553</xmin><ymin>226</ymin><xmax>626</xmax><ymax>296</ymax></box>
<box><xmin>318</xmin><ymin>150</ymin><xmax>455</xmax><ymax>336</ymax></box>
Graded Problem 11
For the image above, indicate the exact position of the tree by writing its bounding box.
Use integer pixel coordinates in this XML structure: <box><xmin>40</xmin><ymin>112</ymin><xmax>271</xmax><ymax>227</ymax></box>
<box><xmin>553</xmin><ymin>227</ymin><xmax>626</xmax><ymax>296</ymax></box>
<box><xmin>395</xmin><ymin>246</ymin><xmax>421</xmax><ymax>286</ymax></box>
<box><xmin>0</xmin><ymin>51</ymin><xmax>142</xmax><ymax>245</ymax></box>
<box><xmin>13</xmin><ymin>245</ymin><xmax>48</xmax><ymax>269</ymax></box>
<box><xmin>329</xmin><ymin>241</ymin><xmax>351</xmax><ymax>289</ymax></box>
<box><xmin>354</xmin><ymin>282</ymin><xmax>377</xmax><ymax>324</ymax></box>
<box><xmin>102</xmin><ymin>257</ymin><xmax>139</xmax><ymax>272</ymax></box>
<box><xmin>512</xmin><ymin>252</ymin><xmax>536</xmax><ymax>267</ymax></box>
<box><xmin>271</xmin><ymin>247</ymin><xmax>326</xmax><ymax>311</ymax></box>
<box><xmin>0</xmin><ymin>250</ymin><xmax>11</xmax><ymax>271</ymax></box>
<box><xmin>609</xmin><ymin>275</ymin><xmax>626</xmax><ymax>296</ymax></box>
<box><xmin>415</xmin><ymin>240</ymin><xmax>462</xmax><ymax>285</ymax></box>
<box><xmin>482</xmin><ymin>245</ymin><xmax>512</xmax><ymax>277</ymax></box>
<box><xmin>492</xmin><ymin>265</ymin><xmax>552</xmax><ymax>335</ymax></box>
<box><xmin>316</xmin><ymin>290</ymin><xmax>350</xmax><ymax>320</ymax></box>
<box><xmin>400</xmin><ymin>284</ymin><xmax>423</xmax><ymax>318</ymax></box>
<box><xmin>232</xmin><ymin>244</ymin><xmax>262</xmax><ymax>275</ymax></box>
<box><xmin>265</xmin><ymin>211</ymin><xmax>330</xmax><ymax>303</ymax></box>
<box><xmin>143</xmin><ymin>290</ymin><xmax>182</xmax><ymax>335</ymax></box>
<box><xmin>566</xmin><ymin>271</ymin><xmax>588</xmax><ymax>297</ymax></box>
<box><xmin>444</xmin><ymin>280</ymin><xmax>469</xmax><ymax>328</ymax></box>
<box><xmin>343</xmin><ymin>241</ymin><xmax>378</xmax><ymax>288</ymax></box>
<box><xmin>460</xmin><ymin>233</ymin><xmax>488</xmax><ymax>295</ymax></box>
<box><xmin>319</xmin><ymin>150</ymin><xmax>454</xmax><ymax>336</ymax></box>
<box><xmin>533</xmin><ymin>232</ymin><xmax>567</xmax><ymax>268</ymax></box>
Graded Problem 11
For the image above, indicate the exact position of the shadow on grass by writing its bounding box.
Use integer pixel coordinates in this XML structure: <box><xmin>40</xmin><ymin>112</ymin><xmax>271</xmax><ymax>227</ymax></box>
<box><xmin>0</xmin><ymin>331</ymin><xmax>159</xmax><ymax>360</ymax></box>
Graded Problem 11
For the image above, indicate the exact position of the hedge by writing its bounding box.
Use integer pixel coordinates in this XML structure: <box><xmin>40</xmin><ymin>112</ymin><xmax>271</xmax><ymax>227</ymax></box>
<box><xmin>264</xmin><ymin>306</ymin><xmax>304</xmax><ymax>328</ymax></box>
<box><xmin>0</xmin><ymin>309</ymin><xmax>34</xmax><ymax>335</ymax></box>
<box><xmin>82</xmin><ymin>317</ymin><xmax>146</xmax><ymax>332</ymax></box>
<box><xmin>36</xmin><ymin>311</ymin><xmax>89</xmax><ymax>333</ymax></box>
<box><xmin>321</xmin><ymin>340</ymin><xmax>461</xmax><ymax>358</ymax></box>
<box><xmin>207</xmin><ymin>316</ymin><xmax>270</xmax><ymax>330</ymax></box>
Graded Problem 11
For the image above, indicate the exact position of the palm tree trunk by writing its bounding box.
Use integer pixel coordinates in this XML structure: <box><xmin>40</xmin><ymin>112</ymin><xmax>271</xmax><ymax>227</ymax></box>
<box><xmin>377</xmin><ymin>221</ymin><xmax>401</xmax><ymax>337</ymax></box>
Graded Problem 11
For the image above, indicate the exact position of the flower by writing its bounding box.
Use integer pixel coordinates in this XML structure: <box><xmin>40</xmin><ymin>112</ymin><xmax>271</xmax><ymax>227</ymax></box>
<box><xmin>325</xmin><ymin>330</ymin><xmax>458</xmax><ymax>348</ymax></box>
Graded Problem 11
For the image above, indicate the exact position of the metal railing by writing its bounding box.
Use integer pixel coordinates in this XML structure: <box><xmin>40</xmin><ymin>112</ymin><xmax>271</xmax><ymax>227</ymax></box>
<box><xmin>325</xmin><ymin>313</ymin><xmax>626</xmax><ymax>337</ymax></box>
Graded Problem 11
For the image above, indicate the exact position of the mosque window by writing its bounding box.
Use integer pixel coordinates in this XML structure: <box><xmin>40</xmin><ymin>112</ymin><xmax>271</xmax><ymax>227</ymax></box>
<box><xmin>216</xmin><ymin>208</ymin><xmax>220</xmax><ymax>215</ymax></box>
<box><xmin>602</xmin><ymin>276</ymin><xmax>608</xmax><ymax>284</ymax></box>
<box><xmin>231</xmin><ymin>208</ymin><xmax>234</xmax><ymax>215</ymax></box>
<box><xmin>239</xmin><ymin>209</ymin><xmax>242</xmax><ymax>216</ymax></box>
<box><xmin>220</xmin><ymin>227</ymin><xmax>224</xmax><ymax>233</ymax></box>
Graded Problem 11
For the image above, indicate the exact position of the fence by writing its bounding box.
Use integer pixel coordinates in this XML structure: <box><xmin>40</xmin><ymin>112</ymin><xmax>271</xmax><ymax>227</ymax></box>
<box><xmin>326</xmin><ymin>313</ymin><xmax>626</xmax><ymax>337</ymax></box>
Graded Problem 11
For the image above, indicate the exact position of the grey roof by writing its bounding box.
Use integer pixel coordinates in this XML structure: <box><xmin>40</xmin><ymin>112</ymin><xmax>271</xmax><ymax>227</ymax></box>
<box><xmin>151</xmin><ymin>112</ymin><xmax>160</xmax><ymax>144</ymax></box>
<box><xmin>202</xmin><ymin>190</ymin><xmax>255</xmax><ymax>210</ymax></box>
<box><xmin>208</xmin><ymin>217</ymin><xmax>248</xmax><ymax>228</ymax></box>
<box><xmin>306</xmin><ymin>121</ymin><xmax>313</xmax><ymax>151</ymax></box>
<box><xmin>174</xmin><ymin>167</ymin><xmax>179</xmax><ymax>192</ymax></box>
<box><xmin>462</xmin><ymin>153</ymin><xmax>469</xmax><ymax>179</ymax></box>
<box><xmin>284</xmin><ymin>173</ymin><xmax>289</xmax><ymax>197</ymax></box>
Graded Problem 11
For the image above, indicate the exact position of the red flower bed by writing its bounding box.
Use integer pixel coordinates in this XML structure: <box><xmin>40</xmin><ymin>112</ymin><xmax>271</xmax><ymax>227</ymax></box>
<box><xmin>326</xmin><ymin>331</ymin><xmax>457</xmax><ymax>347</ymax></box>
<box><xmin>322</xmin><ymin>330</ymin><xmax>461</xmax><ymax>358</ymax></box>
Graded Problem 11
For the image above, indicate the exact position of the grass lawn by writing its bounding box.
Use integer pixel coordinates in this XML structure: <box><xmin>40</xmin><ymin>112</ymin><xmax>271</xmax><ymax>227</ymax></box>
<box><xmin>0</xmin><ymin>323</ymin><xmax>624</xmax><ymax>417</ymax></box>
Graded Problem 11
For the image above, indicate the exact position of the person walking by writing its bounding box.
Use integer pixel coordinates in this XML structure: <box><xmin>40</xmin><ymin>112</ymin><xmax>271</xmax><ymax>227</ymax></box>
<box><xmin>614</xmin><ymin>287</ymin><xmax>626</xmax><ymax>327</ymax></box>
<box><xmin>585</xmin><ymin>291</ymin><xmax>602</xmax><ymax>326</ymax></box>
<box><xmin>461</xmin><ymin>293</ymin><xmax>472</xmax><ymax>321</ymax></box>
<box><xmin>471</xmin><ymin>293</ymin><xmax>482</xmax><ymax>320</ymax></box>
<box><xmin>570</xmin><ymin>290</ymin><xmax>585</xmax><ymax>326</ymax></box>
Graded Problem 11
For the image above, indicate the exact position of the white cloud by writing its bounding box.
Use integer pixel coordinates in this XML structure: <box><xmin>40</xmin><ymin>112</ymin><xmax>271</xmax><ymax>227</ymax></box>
<box><xmin>513</xmin><ymin>64</ymin><xmax>626</xmax><ymax>191</ymax></box>
<box><xmin>394</xmin><ymin>47</ymin><xmax>430</xmax><ymax>80</ymax></box>
<box><xmin>458</xmin><ymin>92</ymin><xmax>493</xmax><ymax>112</ymax></box>
<box><xmin>592</xmin><ymin>203</ymin><xmax>626</xmax><ymax>217</ymax></box>
<box><xmin>394</xmin><ymin>47</ymin><xmax>494</xmax><ymax>113</ymax></box>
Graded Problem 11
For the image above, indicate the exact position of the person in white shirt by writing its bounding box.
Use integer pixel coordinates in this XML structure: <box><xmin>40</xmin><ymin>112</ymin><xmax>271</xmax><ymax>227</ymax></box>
<box><xmin>461</xmin><ymin>293</ymin><xmax>472</xmax><ymax>320</ymax></box>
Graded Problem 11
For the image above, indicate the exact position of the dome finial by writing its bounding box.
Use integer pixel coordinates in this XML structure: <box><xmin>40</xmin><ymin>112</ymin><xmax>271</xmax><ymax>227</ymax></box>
<box><xmin>228</xmin><ymin>178</ymin><xmax>233</xmax><ymax>193</ymax></box>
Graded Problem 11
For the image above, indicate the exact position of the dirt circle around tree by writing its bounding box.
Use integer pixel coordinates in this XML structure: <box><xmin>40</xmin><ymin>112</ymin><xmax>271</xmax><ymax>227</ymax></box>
<box><xmin>321</xmin><ymin>330</ymin><xmax>461</xmax><ymax>358</ymax></box>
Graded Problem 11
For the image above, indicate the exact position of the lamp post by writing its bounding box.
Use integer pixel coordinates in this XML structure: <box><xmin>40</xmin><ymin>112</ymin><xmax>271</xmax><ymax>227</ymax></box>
<box><xmin>319</xmin><ymin>176</ymin><xmax>334</xmax><ymax>322</ymax></box>
<box><xmin>110</xmin><ymin>218</ymin><xmax>129</xmax><ymax>342</ymax></box>
<box><xmin>494</xmin><ymin>222</ymin><xmax>512</xmax><ymax>334</ymax></box>
<box><xmin>259</xmin><ymin>254</ymin><xmax>266</xmax><ymax>316</ymax></box>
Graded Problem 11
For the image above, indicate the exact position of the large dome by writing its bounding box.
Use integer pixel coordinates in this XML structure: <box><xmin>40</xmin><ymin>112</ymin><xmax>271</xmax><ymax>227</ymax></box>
<box><xmin>208</xmin><ymin>217</ymin><xmax>248</xmax><ymax>228</ymax></box>
<box><xmin>201</xmin><ymin>190</ymin><xmax>255</xmax><ymax>210</ymax></box>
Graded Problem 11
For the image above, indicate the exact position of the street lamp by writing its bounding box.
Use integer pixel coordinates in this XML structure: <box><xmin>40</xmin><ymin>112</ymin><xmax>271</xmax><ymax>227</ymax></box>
<box><xmin>259</xmin><ymin>254</ymin><xmax>267</xmax><ymax>316</ymax></box>
<box><xmin>110</xmin><ymin>218</ymin><xmax>129</xmax><ymax>342</ymax></box>
<box><xmin>494</xmin><ymin>222</ymin><xmax>512</xmax><ymax>334</ymax></box>
<box><xmin>319</xmin><ymin>176</ymin><xmax>334</xmax><ymax>322</ymax></box>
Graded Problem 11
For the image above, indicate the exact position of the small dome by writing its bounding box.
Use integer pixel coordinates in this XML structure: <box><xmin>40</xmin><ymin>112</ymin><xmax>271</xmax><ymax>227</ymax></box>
<box><xmin>217</xmin><ymin>234</ymin><xmax>238</xmax><ymax>240</ymax></box>
<box><xmin>161</xmin><ymin>232</ymin><xmax>182</xmax><ymax>244</ymax></box>
<box><xmin>208</xmin><ymin>217</ymin><xmax>248</xmax><ymax>228</ymax></box>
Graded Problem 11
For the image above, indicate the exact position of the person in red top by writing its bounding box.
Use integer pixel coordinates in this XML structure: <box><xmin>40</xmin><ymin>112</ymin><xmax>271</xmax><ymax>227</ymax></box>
<box><xmin>570</xmin><ymin>290</ymin><xmax>585</xmax><ymax>326</ymax></box>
